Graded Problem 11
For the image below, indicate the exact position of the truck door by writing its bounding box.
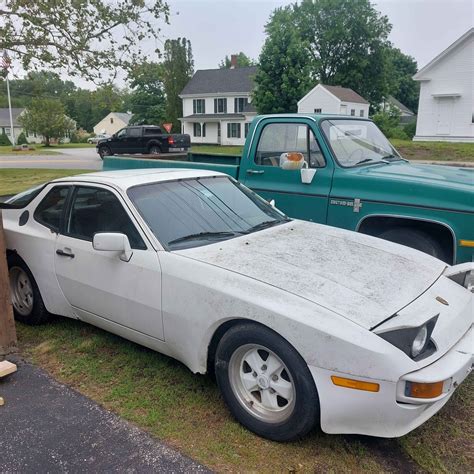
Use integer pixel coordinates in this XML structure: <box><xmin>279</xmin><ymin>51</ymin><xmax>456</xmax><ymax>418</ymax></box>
<box><xmin>241</xmin><ymin>119</ymin><xmax>334</xmax><ymax>224</ymax></box>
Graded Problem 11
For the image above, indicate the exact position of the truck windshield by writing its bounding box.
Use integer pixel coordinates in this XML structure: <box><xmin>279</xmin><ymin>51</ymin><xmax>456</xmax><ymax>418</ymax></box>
<box><xmin>321</xmin><ymin>119</ymin><xmax>402</xmax><ymax>167</ymax></box>
<box><xmin>128</xmin><ymin>176</ymin><xmax>289</xmax><ymax>250</ymax></box>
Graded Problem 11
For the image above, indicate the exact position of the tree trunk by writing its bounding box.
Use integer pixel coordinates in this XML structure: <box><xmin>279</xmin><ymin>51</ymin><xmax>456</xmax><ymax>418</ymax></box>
<box><xmin>45</xmin><ymin>135</ymin><xmax>50</xmax><ymax>147</ymax></box>
<box><xmin>0</xmin><ymin>211</ymin><xmax>17</xmax><ymax>356</ymax></box>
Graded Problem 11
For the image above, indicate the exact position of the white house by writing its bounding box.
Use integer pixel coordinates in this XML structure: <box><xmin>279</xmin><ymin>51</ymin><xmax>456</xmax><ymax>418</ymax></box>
<box><xmin>179</xmin><ymin>65</ymin><xmax>258</xmax><ymax>146</ymax></box>
<box><xmin>93</xmin><ymin>112</ymin><xmax>133</xmax><ymax>136</ymax></box>
<box><xmin>413</xmin><ymin>28</ymin><xmax>473</xmax><ymax>142</ymax></box>
<box><xmin>0</xmin><ymin>107</ymin><xmax>60</xmax><ymax>144</ymax></box>
<box><xmin>297</xmin><ymin>84</ymin><xmax>370</xmax><ymax>118</ymax></box>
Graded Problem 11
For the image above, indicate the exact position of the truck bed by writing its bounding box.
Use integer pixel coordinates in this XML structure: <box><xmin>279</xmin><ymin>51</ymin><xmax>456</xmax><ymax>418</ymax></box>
<box><xmin>103</xmin><ymin>152</ymin><xmax>241</xmax><ymax>179</ymax></box>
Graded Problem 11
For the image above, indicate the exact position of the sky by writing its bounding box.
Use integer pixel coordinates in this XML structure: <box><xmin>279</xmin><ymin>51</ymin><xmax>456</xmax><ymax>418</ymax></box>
<box><xmin>6</xmin><ymin>0</ymin><xmax>474</xmax><ymax>88</ymax></box>
<box><xmin>159</xmin><ymin>0</ymin><xmax>473</xmax><ymax>71</ymax></box>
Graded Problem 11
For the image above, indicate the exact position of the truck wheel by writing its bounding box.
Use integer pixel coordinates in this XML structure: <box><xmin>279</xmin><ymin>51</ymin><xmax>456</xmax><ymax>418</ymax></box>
<box><xmin>98</xmin><ymin>146</ymin><xmax>112</xmax><ymax>160</ymax></box>
<box><xmin>148</xmin><ymin>145</ymin><xmax>161</xmax><ymax>155</ymax></box>
<box><xmin>215</xmin><ymin>323</ymin><xmax>319</xmax><ymax>441</ymax></box>
<box><xmin>8</xmin><ymin>254</ymin><xmax>50</xmax><ymax>325</ymax></box>
<box><xmin>378</xmin><ymin>228</ymin><xmax>448</xmax><ymax>262</ymax></box>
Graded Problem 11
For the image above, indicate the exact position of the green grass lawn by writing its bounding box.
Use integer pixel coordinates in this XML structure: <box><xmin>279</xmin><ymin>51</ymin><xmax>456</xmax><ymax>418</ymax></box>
<box><xmin>0</xmin><ymin>169</ymin><xmax>88</xmax><ymax>195</ymax></box>
<box><xmin>391</xmin><ymin>139</ymin><xmax>474</xmax><ymax>162</ymax></box>
<box><xmin>16</xmin><ymin>319</ymin><xmax>473</xmax><ymax>473</ymax></box>
<box><xmin>0</xmin><ymin>145</ymin><xmax>62</xmax><ymax>156</ymax></box>
<box><xmin>190</xmin><ymin>145</ymin><xmax>243</xmax><ymax>155</ymax></box>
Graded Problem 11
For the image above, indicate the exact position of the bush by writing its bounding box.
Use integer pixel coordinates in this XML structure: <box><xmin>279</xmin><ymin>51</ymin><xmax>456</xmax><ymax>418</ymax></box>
<box><xmin>387</xmin><ymin>127</ymin><xmax>408</xmax><ymax>140</ymax></box>
<box><xmin>403</xmin><ymin>120</ymin><xmax>417</xmax><ymax>140</ymax></box>
<box><xmin>16</xmin><ymin>131</ymin><xmax>28</xmax><ymax>145</ymax></box>
<box><xmin>0</xmin><ymin>132</ymin><xmax>11</xmax><ymax>145</ymax></box>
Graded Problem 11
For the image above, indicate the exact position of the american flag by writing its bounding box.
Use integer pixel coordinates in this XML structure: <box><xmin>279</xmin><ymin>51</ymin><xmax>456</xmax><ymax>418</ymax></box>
<box><xmin>1</xmin><ymin>51</ymin><xmax>11</xmax><ymax>73</ymax></box>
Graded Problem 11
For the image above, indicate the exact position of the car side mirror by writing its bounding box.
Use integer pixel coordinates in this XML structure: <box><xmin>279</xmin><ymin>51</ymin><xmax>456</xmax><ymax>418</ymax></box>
<box><xmin>92</xmin><ymin>232</ymin><xmax>133</xmax><ymax>262</ymax></box>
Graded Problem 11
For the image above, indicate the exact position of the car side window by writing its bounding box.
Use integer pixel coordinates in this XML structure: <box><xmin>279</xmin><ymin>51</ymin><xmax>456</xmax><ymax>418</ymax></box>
<box><xmin>117</xmin><ymin>128</ymin><xmax>127</xmax><ymax>138</ymax></box>
<box><xmin>34</xmin><ymin>186</ymin><xmax>70</xmax><ymax>232</ymax></box>
<box><xmin>66</xmin><ymin>186</ymin><xmax>146</xmax><ymax>250</ymax></box>
<box><xmin>255</xmin><ymin>123</ymin><xmax>325</xmax><ymax>168</ymax></box>
<box><xmin>128</xmin><ymin>127</ymin><xmax>141</xmax><ymax>137</ymax></box>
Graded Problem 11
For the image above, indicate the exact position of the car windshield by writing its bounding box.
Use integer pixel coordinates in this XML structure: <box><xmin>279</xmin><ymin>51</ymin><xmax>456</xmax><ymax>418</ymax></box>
<box><xmin>321</xmin><ymin>119</ymin><xmax>402</xmax><ymax>167</ymax></box>
<box><xmin>128</xmin><ymin>176</ymin><xmax>289</xmax><ymax>250</ymax></box>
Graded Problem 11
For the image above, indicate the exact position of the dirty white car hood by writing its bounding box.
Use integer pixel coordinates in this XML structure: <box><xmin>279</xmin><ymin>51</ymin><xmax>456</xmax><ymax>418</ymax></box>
<box><xmin>176</xmin><ymin>220</ymin><xmax>447</xmax><ymax>329</ymax></box>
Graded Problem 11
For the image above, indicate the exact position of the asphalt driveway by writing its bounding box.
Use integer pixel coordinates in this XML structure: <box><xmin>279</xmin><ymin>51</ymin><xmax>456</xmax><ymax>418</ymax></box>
<box><xmin>0</xmin><ymin>357</ymin><xmax>210</xmax><ymax>473</ymax></box>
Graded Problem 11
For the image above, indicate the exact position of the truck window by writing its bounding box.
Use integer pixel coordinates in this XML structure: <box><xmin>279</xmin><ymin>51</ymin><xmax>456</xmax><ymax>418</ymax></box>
<box><xmin>117</xmin><ymin>128</ymin><xmax>127</xmax><ymax>138</ymax></box>
<box><xmin>128</xmin><ymin>127</ymin><xmax>141</xmax><ymax>137</ymax></box>
<box><xmin>255</xmin><ymin>123</ymin><xmax>325</xmax><ymax>168</ymax></box>
<box><xmin>144</xmin><ymin>127</ymin><xmax>162</xmax><ymax>135</ymax></box>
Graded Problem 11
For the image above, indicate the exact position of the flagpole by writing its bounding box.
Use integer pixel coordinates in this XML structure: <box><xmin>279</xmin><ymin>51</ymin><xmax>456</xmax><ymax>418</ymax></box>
<box><xmin>5</xmin><ymin>73</ymin><xmax>15</xmax><ymax>146</ymax></box>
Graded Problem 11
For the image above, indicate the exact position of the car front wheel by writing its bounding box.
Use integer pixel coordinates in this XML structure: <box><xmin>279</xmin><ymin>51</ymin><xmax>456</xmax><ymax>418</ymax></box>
<box><xmin>215</xmin><ymin>323</ymin><xmax>319</xmax><ymax>441</ymax></box>
<box><xmin>98</xmin><ymin>145</ymin><xmax>112</xmax><ymax>160</ymax></box>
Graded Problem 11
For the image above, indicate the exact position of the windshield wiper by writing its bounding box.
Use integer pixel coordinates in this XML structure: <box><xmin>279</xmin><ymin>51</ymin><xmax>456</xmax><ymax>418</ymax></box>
<box><xmin>382</xmin><ymin>154</ymin><xmax>408</xmax><ymax>162</ymax></box>
<box><xmin>354</xmin><ymin>158</ymin><xmax>389</xmax><ymax>166</ymax></box>
<box><xmin>168</xmin><ymin>231</ymin><xmax>244</xmax><ymax>246</ymax></box>
<box><xmin>247</xmin><ymin>219</ymin><xmax>287</xmax><ymax>233</ymax></box>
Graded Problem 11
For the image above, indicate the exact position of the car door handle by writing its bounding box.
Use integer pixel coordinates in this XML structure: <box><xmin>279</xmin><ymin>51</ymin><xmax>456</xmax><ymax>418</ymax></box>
<box><xmin>246</xmin><ymin>170</ymin><xmax>265</xmax><ymax>175</ymax></box>
<box><xmin>56</xmin><ymin>249</ymin><xmax>75</xmax><ymax>258</ymax></box>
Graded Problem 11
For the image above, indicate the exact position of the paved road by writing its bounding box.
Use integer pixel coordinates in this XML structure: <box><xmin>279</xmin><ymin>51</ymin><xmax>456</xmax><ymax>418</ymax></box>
<box><xmin>0</xmin><ymin>148</ymin><xmax>102</xmax><ymax>170</ymax></box>
<box><xmin>0</xmin><ymin>357</ymin><xmax>210</xmax><ymax>473</ymax></box>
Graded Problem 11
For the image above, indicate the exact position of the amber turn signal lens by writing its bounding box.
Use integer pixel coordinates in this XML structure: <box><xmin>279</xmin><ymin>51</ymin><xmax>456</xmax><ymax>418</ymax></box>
<box><xmin>331</xmin><ymin>376</ymin><xmax>380</xmax><ymax>392</ymax></box>
<box><xmin>459</xmin><ymin>240</ymin><xmax>474</xmax><ymax>248</ymax></box>
<box><xmin>406</xmin><ymin>381</ymin><xmax>444</xmax><ymax>399</ymax></box>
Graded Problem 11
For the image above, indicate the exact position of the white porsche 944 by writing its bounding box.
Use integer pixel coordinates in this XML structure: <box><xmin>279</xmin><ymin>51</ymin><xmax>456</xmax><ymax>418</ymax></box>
<box><xmin>2</xmin><ymin>169</ymin><xmax>472</xmax><ymax>441</ymax></box>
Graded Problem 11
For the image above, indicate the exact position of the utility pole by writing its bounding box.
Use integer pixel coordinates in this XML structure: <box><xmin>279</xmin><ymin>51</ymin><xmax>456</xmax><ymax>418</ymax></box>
<box><xmin>2</xmin><ymin>51</ymin><xmax>15</xmax><ymax>145</ymax></box>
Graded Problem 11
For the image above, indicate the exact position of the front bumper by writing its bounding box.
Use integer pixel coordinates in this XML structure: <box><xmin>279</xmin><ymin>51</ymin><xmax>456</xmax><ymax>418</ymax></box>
<box><xmin>310</xmin><ymin>326</ymin><xmax>473</xmax><ymax>437</ymax></box>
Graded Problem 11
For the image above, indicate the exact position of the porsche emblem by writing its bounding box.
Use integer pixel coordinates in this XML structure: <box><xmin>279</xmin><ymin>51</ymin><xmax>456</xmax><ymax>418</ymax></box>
<box><xmin>436</xmin><ymin>296</ymin><xmax>449</xmax><ymax>306</ymax></box>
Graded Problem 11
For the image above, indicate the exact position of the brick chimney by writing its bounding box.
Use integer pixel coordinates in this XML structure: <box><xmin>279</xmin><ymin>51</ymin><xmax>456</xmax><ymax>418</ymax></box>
<box><xmin>230</xmin><ymin>54</ymin><xmax>237</xmax><ymax>69</ymax></box>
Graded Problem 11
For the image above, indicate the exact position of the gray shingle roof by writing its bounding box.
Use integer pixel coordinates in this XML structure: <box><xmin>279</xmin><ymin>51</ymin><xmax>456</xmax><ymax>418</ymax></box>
<box><xmin>0</xmin><ymin>108</ymin><xmax>24</xmax><ymax>127</ymax></box>
<box><xmin>322</xmin><ymin>85</ymin><xmax>369</xmax><ymax>104</ymax></box>
<box><xmin>112</xmin><ymin>112</ymin><xmax>133</xmax><ymax>124</ymax></box>
<box><xmin>388</xmin><ymin>96</ymin><xmax>414</xmax><ymax>115</ymax></box>
<box><xmin>180</xmin><ymin>67</ymin><xmax>258</xmax><ymax>95</ymax></box>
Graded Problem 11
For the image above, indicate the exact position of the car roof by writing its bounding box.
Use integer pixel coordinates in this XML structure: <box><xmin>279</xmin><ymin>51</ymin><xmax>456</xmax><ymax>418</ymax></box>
<box><xmin>51</xmin><ymin>168</ymin><xmax>226</xmax><ymax>190</ymax></box>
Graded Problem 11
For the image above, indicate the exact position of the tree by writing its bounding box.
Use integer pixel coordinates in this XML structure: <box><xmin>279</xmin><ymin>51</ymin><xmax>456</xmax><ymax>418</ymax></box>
<box><xmin>255</xmin><ymin>0</ymin><xmax>393</xmax><ymax>111</ymax></box>
<box><xmin>0</xmin><ymin>0</ymin><xmax>169</xmax><ymax>82</ymax></box>
<box><xmin>161</xmin><ymin>38</ymin><xmax>194</xmax><ymax>132</ymax></box>
<box><xmin>385</xmin><ymin>47</ymin><xmax>419</xmax><ymax>113</ymax></box>
<box><xmin>19</xmin><ymin>99</ymin><xmax>75</xmax><ymax>146</ymax></box>
<box><xmin>253</xmin><ymin>7</ymin><xmax>312</xmax><ymax>114</ymax></box>
<box><xmin>219</xmin><ymin>52</ymin><xmax>255</xmax><ymax>69</ymax></box>
<box><xmin>16</xmin><ymin>131</ymin><xmax>28</xmax><ymax>145</ymax></box>
<box><xmin>128</xmin><ymin>62</ymin><xmax>166</xmax><ymax>126</ymax></box>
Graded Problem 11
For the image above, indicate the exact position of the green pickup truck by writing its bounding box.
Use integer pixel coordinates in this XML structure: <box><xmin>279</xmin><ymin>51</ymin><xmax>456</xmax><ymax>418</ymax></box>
<box><xmin>103</xmin><ymin>114</ymin><xmax>474</xmax><ymax>264</ymax></box>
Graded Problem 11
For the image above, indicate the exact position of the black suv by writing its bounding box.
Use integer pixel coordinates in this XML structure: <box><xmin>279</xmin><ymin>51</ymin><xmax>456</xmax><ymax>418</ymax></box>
<box><xmin>97</xmin><ymin>125</ymin><xmax>191</xmax><ymax>159</ymax></box>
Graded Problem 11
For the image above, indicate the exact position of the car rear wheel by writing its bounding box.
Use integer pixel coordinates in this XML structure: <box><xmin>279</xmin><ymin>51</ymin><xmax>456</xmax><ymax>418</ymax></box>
<box><xmin>98</xmin><ymin>145</ymin><xmax>112</xmax><ymax>160</ymax></box>
<box><xmin>215</xmin><ymin>323</ymin><xmax>319</xmax><ymax>441</ymax></box>
<box><xmin>378</xmin><ymin>227</ymin><xmax>448</xmax><ymax>262</ymax></box>
<box><xmin>148</xmin><ymin>145</ymin><xmax>161</xmax><ymax>155</ymax></box>
<box><xmin>8</xmin><ymin>255</ymin><xmax>50</xmax><ymax>325</ymax></box>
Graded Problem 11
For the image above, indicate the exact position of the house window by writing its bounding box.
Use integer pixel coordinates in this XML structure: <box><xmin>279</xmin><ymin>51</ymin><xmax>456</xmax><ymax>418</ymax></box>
<box><xmin>227</xmin><ymin>123</ymin><xmax>241</xmax><ymax>138</ymax></box>
<box><xmin>110</xmin><ymin>118</ymin><xmax>114</xmax><ymax>124</ymax></box>
<box><xmin>193</xmin><ymin>99</ymin><xmax>205</xmax><ymax>114</ymax></box>
<box><xmin>193</xmin><ymin>123</ymin><xmax>206</xmax><ymax>137</ymax></box>
<box><xmin>214</xmin><ymin>98</ymin><xmax>227</xmax><ymax>114</ymax></box>
<box><xmin>360</xmin><ymin>110</ymin><xmax>364</xmax><ymax>117</ymax></box>
<box><xmin>314</xmin><ymin>108</ymin><xmax>322</xmax><ymax>114</ymax></box>
<box><xmin>244</xmin><ymin>123</ymin><xmax>251</xmax><ymax>138</ymax></box>
<box><xmin>351</xmin><ymin>109</ymin><xmax>355</xmax><ymax>116</ymax></box>
<box><xmin>234</xmin><ymin>97</ymin><xmax>248</xmax><ymax>113</ymax></box>
<box><xmin>5</xmin><ymin>127</ymin><xmax>10</xmax><ymax>135</ymax></box>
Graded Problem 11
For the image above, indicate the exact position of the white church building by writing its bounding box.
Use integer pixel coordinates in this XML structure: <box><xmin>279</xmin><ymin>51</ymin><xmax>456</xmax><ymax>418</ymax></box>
<box><xmin>413</xmin><ymin>28</ymin><xmax>473</xmax><ymax>142</ymax></box>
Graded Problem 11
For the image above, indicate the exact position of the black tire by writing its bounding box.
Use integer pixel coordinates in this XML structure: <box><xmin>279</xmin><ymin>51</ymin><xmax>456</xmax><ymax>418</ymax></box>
<box><xmin>148</xmin><ymin>144</ymin><xmax>161</xmax><ymax>155</ymax></box>
<box><xmin>378</xmin><ymin>227</ymin><xmax>448</xmax><ymax>262</ymax></box>
<box><xmin>98</xmin><ymin>145</ymin><xmax>112</xmax><ymax>160</ymax></box>
<box><xmin>7</xmin><ymin>254</ymin><xmax>50</xmax><ymax>325</ymax></box>
<box><xmin>215</xmin><ymin>323</ymin><xmax>319</xmax><ymax>441</ymax></box>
